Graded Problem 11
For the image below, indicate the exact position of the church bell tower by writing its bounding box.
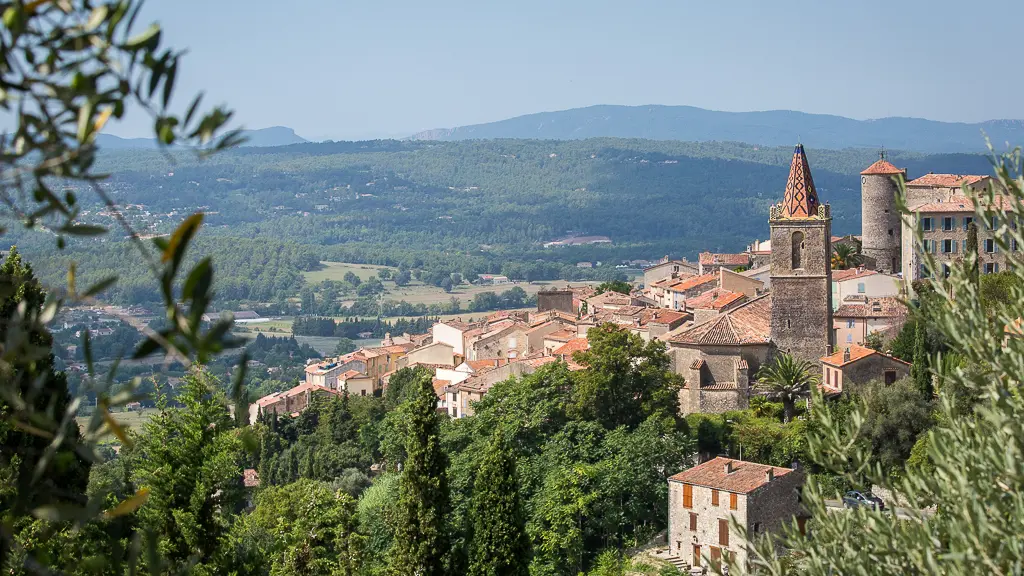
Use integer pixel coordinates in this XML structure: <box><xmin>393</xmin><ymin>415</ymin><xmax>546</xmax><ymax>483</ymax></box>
<box><xmin>769</xmin><ymin>145</ymin><xmax>833</xmax><ymax>362</ymax></box>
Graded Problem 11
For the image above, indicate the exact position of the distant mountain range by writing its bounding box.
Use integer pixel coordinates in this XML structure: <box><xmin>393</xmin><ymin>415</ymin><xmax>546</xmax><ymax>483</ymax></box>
<box><xmin>96</xmin><ymin>126</ymin><xmax>307</xmax><ymax>149</ymax></box>
<box><xmin>409</xmin><ymin>105</ymin><xmax>1024</xmax><ymax>153</ymax></box>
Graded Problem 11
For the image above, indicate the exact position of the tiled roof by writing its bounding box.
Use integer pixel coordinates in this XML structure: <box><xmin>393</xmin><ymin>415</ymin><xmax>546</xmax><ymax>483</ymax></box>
<box><xmin>670</xmin><ymin>294</ymin><xmax>772</xmax><ymax>346</ymax></box>
<box><xmin>832</xmin><ymin>268</ymin><xmax>878</xmax><ymax>282</ymax></box>
<box><xmin>638</xmin><ymin>308</ymin><xmax>690</xmax><ymax>327</ymax></box>
<box><xmin>834</xmin><ymin>296</ymin><xmax>907</xmax><ymax>319</ymax></box>
<box><xmin>545</xmin><ymin>329</ymin><xmax>577</xmax><ymax>341</ymax></box>
<box><xmin>690</xmin><ymin>358</ymin><xmax>705</xmax><ymax>370</ymax></box>
<box><xmin>686</xmin><ymin>289</ymin><xmax>746</xmax><ymax>311</ymax></box>
<box><xmin>914</xmin><ymin>195</ymin><xmax>1013</xmax><ymax>214</ymax></box>
<box><xmin>340</xmin><ymin>370</ymin><xmax>366</xmax><ymax>379</ymax></box>
<box><xmin>698</xmin><ymin>252</ymin><xmax>751</xmax><ymax>266</ymax></box>
<box><xmin>779</xmin><ymin>144</ymin><xmax>821</xmax><ymax>219</ymax></box>
<box><xmin>821</xmin><ymin>344</ymin><xmax>911</xmax><ymax>368</ymax></box>
<box><xmin>553</xmin><ymin>338</ymin><xmax>589</xmax><ymax>356</ymax></box>
<box><xmin>243</xmin><ymin>468</ymin><xmax>260</xmax><ymax>488</ymax></box>
<box><xmin>669</xmin><ymin>274</ymin><xmax>718</xmax><ymax>292</ymax></box>
<box><xmin>668</xmin><ymin>457</ymin><xmax>794</xmax><ymax>494</ymax></box>
<box><xmin>736</xmin><ymin>359</ymin><xmax>749</xmax><ymax>370</ymax></box>
<box><xmin>465</xmin><ymin>359</ymin><xmax>508</xmax><ymax>371</ymax></box>
<box><xmin>861</xmin><ymin>158</ymin><xmax>904</xmax><ymax>175</ymax></box>
<box><xmin>526</xmin><ymin>355</ymin><xmax>559</xmax><ymax>368</ymax></box>
<box><xmin>906</xmin><ymin>174</ymin><xmax>987</xmax><ymax>187</ymax></box>
<box><xmin>432</xmin><ymin>379</ymin><xmax>450</xmax><ymax>398</ymax></box>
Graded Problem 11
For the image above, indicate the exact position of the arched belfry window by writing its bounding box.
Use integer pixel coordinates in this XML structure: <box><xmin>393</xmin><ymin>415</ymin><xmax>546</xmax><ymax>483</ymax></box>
<box><xmin>792</xmin><ymin>231</ymin><xmax>804</xmax><ymax>269</ymax></box>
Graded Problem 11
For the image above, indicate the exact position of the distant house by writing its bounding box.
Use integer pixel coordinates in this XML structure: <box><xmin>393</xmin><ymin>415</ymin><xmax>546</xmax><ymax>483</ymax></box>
<box><xmin>249</xmin><ymin>382</ymin><xmax>344</xmax><ymax>423</ymax></box>
<box><xmin>831</xmin><ymin>268</ymin><xmax>901</xmax><ymax>311</ymax></box>
<box><xmin>698</xmin><ymin>252</ymin><xmax>751</xmax><ymax>276</ymax></box>
<box><xmin>667</xmin><ymin>457</ymin><xmax>805</xmax><ymax>571</ymax></box>
<box><xmin>833</xmin><ymin>296</ymin><xmax>907</xmax><ymax>347</ymax></box>
<box><xmin>820</xmin><ymin>344</ymin><xmax>911</xmax><ymax>393</ymax></box>
<box><xmin>575</xmin><ymin>261</ymin><xmax>594</xmax><ymax>268</ymax></box>
<box><xmin>477</xmin><ymin>274</ymin><xmax>511</xmax><ymax>285</ymax></box>
<box><xmin>643</xmin><ymin>258</ymin><xmax>699</xmax><ymax>288</ymax></box>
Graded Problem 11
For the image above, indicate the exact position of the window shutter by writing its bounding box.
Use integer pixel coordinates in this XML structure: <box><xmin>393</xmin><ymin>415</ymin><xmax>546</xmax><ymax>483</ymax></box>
<box><xmin>953</xmin><ymin>240</ymin><xmax>957</xmax><ymax>253</ymax></box>
<box><xmin>719</xmin><ymin>519</ymin><xmax>729</xmax><ymax>546</ymax></box>
<box><xmin>683</xmin><ymin>484</ymin><xmax>693</xmax><ymax>508</ymax></box>
<box><xmin>711</xmin><ymin>489</ymin><xmax>719</xmax><ymax>506</ymax></box>
<box><xmin>729</xmin><ymin>493</ymin><xmax>738</xmax><ymax>510</ymax></box>
<box><xmin>689</xmin><ymin>512</ymin><xmax>698</xmax><ymax>531</ymax></box>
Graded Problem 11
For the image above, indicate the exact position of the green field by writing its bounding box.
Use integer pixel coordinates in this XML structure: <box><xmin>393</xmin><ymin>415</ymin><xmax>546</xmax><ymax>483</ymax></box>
<box><xmin>75</xmin><ymin>408</ymin><xmax>157</xmax><ymax>435</ymax></box>
<box><xmin>303</xmin><ymin>261</ymin><xmax>395</xmax><ymax>284</ymax></box>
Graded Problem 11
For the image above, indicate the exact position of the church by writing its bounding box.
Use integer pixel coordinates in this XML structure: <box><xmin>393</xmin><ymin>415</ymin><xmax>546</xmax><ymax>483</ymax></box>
<box><xmin>667</xmin><ymin>145</ymin><xmax>833</xmax><ymax>413</ymax></box>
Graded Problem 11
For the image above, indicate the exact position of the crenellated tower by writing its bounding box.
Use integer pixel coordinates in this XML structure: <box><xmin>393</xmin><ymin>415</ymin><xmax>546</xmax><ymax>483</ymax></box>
<box><xmin>769</xmin><ymin>145</ymin><xmax>833</xmax><ymax>363</ymax></box>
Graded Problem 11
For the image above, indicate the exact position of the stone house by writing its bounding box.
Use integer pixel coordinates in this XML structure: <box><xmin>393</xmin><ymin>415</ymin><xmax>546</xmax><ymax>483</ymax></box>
<box><xmin>833</xmin><ymin>296</ymin><xmax>907</xmax><ymax>347</ymax></box>
<box><xmin>339</xmin><ymin>370</ymin><xmax>376</xmax><ymax>396</ymax></box>
<box><xmin>398</xmin><ymin>341</ymin><xmax>456</xmax><ymax>369</ymax></box>
<box><xmin>250</xmin><ymin>382</ymin><xmax>343</xmax><ymax>423</ymax></box>
<box><xmin>667</xmin><ymin>295</ymin><xmax>772</xmax><ymax>414</ymax></box>
<box><xmin>536</xmin><ymin>289</ymin><xmax>575</xmax><ymax>314</ymax></box>
<box><xmin>432</xmin><ymin>320</ymin><xmax>480</xmax><ymax>358</ymax></box>
<box><xmin>465</xmin><ymin>321</ymin><xmax>529</xmax><ymax>361</ymax></box>
<box><xmin>360</xmin><ymin>345</ymin><xmax>410</xmax><ymax>384</ymax></box>
<box><xmin>643</xmin><ymin>258</ymin><xmax>698</xmax><ymax>288</ymax></box>
<box><xmin>904</xmin><ymin>195</ymin><xmax>1017</xmax><ymax>280</ymax></box>
<box><xmin>667</xmin><ymin>457</ymin><xmax>805</xmax><ymax>571</ymax></box>
<box><xmin>304</xmin><ymin>360</ymin><xmax>344</xmax><ymax>389</ymax></box>
<box><xmin>831</xmin><ymin>268</ymin><xmax>901</xmax><ymax>311</ymax></box>
<box><xmin>630</xmin><ymin>309</ymin><xmax>691</xmax><ymax>342</ymax></box>
<box><xmin>698</xmin><ymin>252</ymin><xmax>751</xmax><ymax>276</ymax></box>
<box><xmin>657</xmin><ymin>274</ymin><xmax>719</xmax><ymax>310</ymax></box>
<box><xmin>444</xmin><ymin>360</ymin><xmax>535</xmax><ymax>418</ymax></box>
<box><xmin>542</xmin><ymin>328</ymin><xmax>578</xmax><ymax>354</ymax></box>
<box><xmin>584</xmin><ymin>291</ymin><xmax>633</xmax><ymax>313</ymax></box>
<box><xmin>820</xmin><ymin>344</ymin><xmax>911</xmax><ymax>393</ymax></box>
<box><xmin>525</xmin><ymin>319</ymin><xmax>574</xmax><ymax>354</ymax></box>
<box><xmin>685</xmin><ymin>289</ymin><xmax>748</xmax><ymax>325</ymax></box>
<box><xmin>720</xmin><ymin>268</ymin><xmax>765</xmax><ymax>298</ymax></box>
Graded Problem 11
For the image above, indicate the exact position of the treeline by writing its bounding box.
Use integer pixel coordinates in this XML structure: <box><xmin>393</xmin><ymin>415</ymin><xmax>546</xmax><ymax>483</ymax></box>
<box><xmin>292</xmin><ymin>316</ymin><xmax>436</xmax><ymax>339</ymax></box>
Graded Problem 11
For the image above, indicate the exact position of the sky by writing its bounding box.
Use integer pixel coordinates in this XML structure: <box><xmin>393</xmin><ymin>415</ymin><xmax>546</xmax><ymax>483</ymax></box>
<box><xmin>113</xmin><ymin>0</ymin><xmax>1024</xmax><ymax>141</ymax></box>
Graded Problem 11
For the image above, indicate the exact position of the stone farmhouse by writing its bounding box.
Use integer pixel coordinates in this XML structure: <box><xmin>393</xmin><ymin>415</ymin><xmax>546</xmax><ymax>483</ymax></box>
<box><xmin>820</xmin><ymin>344</ymin><xmax>911</xmax><ymax>394</ymax></box>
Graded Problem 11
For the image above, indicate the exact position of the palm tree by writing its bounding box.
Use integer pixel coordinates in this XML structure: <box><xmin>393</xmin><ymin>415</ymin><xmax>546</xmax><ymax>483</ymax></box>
<box><xmin>831</xmin><ymin>242</ymin><xmax>863</xmax><ymax>270</ymax></box>
<box><xmin>755</xmin><ymin>353</ymin><xmax>820</xmax><ymax>422</ymax></box>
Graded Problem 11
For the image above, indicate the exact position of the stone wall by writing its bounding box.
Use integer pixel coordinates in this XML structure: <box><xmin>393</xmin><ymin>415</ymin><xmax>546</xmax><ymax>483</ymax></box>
<box><xmin>746</xmin><ymin>469</ymin><xmax>806</xmax><ymax>564</ymax></box>
<box><xmin>840</xmin><ymin>354</ymin><xmax>911</xmax><ymax>390</ymax></box>
<box><xmin>668</xmin><ymin>478</ymin><xmax>748</xmax><ymax>569</ymax></box>
<box><xmin>861</xmin><ymin>174</ymin><xmax>903</xmax><ymax>274</ymax></box>
<box><xmin>769</xmin><ymin>218</ymin><xmax>833</xmax><ymax>364</ymax></box>
<box><xmin>537</xmin><ymin>290</ymin><xmax>574</xmax><ymax>314</ymax></box>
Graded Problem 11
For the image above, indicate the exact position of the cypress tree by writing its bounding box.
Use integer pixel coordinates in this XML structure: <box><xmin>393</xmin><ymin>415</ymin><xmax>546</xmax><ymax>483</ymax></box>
<box><xmin>302</xmin><ymin>446</ymin><xmax>315</xmax><ymax>479</ymax></box>
<box><xmin>288</xmin><ymin>448</ymin><xmax>299</xmax><ymax>483</ymax></box>
<box><xmin>468</xmin><ymin>433</ymin><xmax>530</xmax><ymax>576</ymax></box>
<box><xmin>912</xmin><ymin>321</ymin><xmax>932</xmax><ymax>397</ymax></box>
<box><xmin>966</xmin><ymin>221</ymin><xmax>980</xmax><ymax>286</ymax></box>
<box><xmin>387</xmin><ymin>371</ymin><xmax>450</xmax><ymax>576</ymax></box>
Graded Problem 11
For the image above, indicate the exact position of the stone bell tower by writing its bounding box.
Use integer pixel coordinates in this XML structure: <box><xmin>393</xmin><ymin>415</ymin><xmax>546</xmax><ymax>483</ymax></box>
<box><xmin>769</xmin><ymin>144</ymin><xmax>833</xmax><ymax>363</ymax></box>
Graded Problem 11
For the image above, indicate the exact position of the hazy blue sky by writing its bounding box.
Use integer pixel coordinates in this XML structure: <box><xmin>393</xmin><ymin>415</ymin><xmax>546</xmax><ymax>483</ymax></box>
<box><xmin>117</xmin><ymin>0</ymin><xmax>1023</xmax><ymax>140</ymax></box>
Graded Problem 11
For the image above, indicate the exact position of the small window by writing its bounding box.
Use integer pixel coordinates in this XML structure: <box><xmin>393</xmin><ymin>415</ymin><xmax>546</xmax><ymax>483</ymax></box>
<box><xmin>985</xmin><ymin>263</ymin><xmax>996</xmax><ymax>274</ymax></box>
<box><xmin>922</xmin><ymin>217</ymin><xmax>933</xmax><ymax>232</ymax></box>
<box><xmin>1014</xmin><ymin>239</ymin><xmax>1020</xmax><ymax>252</ymax></box>
<box><xmin>884</xmin><ymin>370</ymin><xmax>897</xmax><ymax>385</ymax></box>
<box><xmin>942</xmin><ymin>217</ymin><xmax>953</xmax><ymax>231</ymax></box>
<box><xmin>711</xmin><ymin>489</ymin><xmax>719</xmax><ymax>506</ymax></box>
<box><xmin>943</xmin><ymin>264</ymin><xmax>951</xmax><ymax>278</ymax></box>
<box><xmin>690</xmin><ymin>512</ymin><xmax>698</xmax><ymax>531</ymax></box>
<box><xmin>729</xmin><ymin>493</ymin><xmax>738</xmax><ymax>510</ymax></box>
<box><xmin>753</xmin><ymin>522</ymin><xmax>762</xmax><ymax>535</ymax></box>
<box><xmin>857</xmin><ymin>282</ymin><xmax>866</xmax><ymax>294</ymax></box>
<box><xmin>846</xmin><ymin>333</ymin><xmax>853</xmax><ymax>343</ymax></box>
<box><xmin>963</xmin><ymin>216</ymin><xmax>974</xmax><ymax>230</ymax></box>
<box><xmin>985</xmin><ymin>239</ymin><xmax>996</xmax><ymax>253</ymax></box>
<box><xmin>991</xmin><ymin>216</ymin><xmax>999</xmax><ymax>230</ymax></box>
<box><xmin>888</xmin><ymin>228</ymin><xmax>894</xmax><ymax>236</ymax></box>
<box><xmin>942</xmin><ymin>239</ymin><xmax>955</xmax><ymax>253</ymax></box>
<box><xmin>847</xmin><ymin>319</ymin><xmax>855</xmax><ymax>329</ymax></box>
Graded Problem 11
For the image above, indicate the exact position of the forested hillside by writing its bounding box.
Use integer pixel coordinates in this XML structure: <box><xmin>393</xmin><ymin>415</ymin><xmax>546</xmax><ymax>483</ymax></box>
<box><xmin>410</xmin><ymin>104</ymin><xmax>1024</xmax><ymax>154</ymax></box>
<box><xmin>9</xmin><ymin>138</ymin><xmax>993</xmax><ymax>305</ymax></box>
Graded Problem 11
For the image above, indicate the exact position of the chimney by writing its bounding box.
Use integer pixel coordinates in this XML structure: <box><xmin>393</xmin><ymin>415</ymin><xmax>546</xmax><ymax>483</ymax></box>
<box><xmin>724</xmin><ymin>460</ymin><xmax>735</xmax><ymax>475</ymax></box>
<box><xmin>765</xmin><ymin>468</ymin><xmax>774</xmax><ymax>483</ymax></box>
<box><xmin>843</xmin><ymin>348</ymin><xmax>851</xmax><ymax>362</ymax></box>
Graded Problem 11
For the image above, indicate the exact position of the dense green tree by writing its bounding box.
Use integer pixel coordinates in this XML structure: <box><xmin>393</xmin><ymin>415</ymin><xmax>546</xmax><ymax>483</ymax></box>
<box><xmin>569</xmin><ymin>324</ymin><xmax>682</xmax><ymax>429</ymax></box>
<box><xmin>754</xmin><ymin>353</ymin><xmax>818</xmax><ymax>422</ymax></box>
<box><xmin>130</xmin><ymin>369</ymin><xmax>246</xmax><ymax>575</ymax></box>
<box><xmin>387</xmin><ymin>371</ymin><xmax>450</xmax><ymax>576</ymax></box>
<box><xmin>911</xmin><ymin>320</ymin><xmax>931</xmax><ymax>397</ymax></box>
<box><xmin>858</xmin><ymin>378</ymin><xmax>933</xmax><ymax>475</ymax></box>
<box><xmin>965</xmin><ymin>220</ymin><xmax>980</xmax><ymax>286</ymax></box>
<box><xmin>595</xmin><ymin>280</ymin><xmax>632</xmax><ymax>295</ymax></box>
<box><xmin>468</xmin><ymin>434</ymin><xmax>530</xmax><ymax>576</ymax></box>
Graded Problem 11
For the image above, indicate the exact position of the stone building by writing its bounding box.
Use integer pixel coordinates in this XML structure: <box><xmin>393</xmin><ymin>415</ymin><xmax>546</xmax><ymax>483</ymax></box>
<box><xmin>537</xmin><ymin>289</ymin><xmax>575</xmax><ymax>314</ymax></box>
<box><xmin>833</xmin><ymin>296</ymin><xmax>907</xmax><ymax>347</ymax></box>
<box><xmin>667</xmin><ymin>457</ymin><xmax>805</xmax><ymax>571</ymax></box>
<box><xmin>860</xmin><ymin>155</ymin><xmax>906</xmax><ymax>274</ymax></box>
<box><xmin>698</xmin><ymin>252</ymin><xmax>751</xmax><ymax>275</ymax></box>
<box><xmin>831</xmin><ymin>268</ymin><xmax>901</xmax><ymax>311</ymax></box>
<box><xmin>904</xmin><ymin>195</ymin><xmax>1016</xmax><ymax>280</ymax></box>
<box><xmin>820</xmin><ymin>344</ymin><xmax>911</xmax><ymax>393</ymax></box>
<box><xmin>667</xmin><ymin>295</ymin><xmax>772</xmax><ymax>414</ymax></box>
<box><xmin>643</xmin><ymin>258</ymin><xmax>698</xmax><ymax>287</ymax></box>
<box><xmin>768</xmin><ymin>144</ymin><xmax>834</xmax><ymax>364</ymax></box>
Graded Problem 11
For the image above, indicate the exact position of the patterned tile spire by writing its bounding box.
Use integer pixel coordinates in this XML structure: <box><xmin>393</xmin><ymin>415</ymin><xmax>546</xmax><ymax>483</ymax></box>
<box><xmin>780</xmin><ymin>144</ymin><xmax>820</xmax><ymax>218</ymax></box>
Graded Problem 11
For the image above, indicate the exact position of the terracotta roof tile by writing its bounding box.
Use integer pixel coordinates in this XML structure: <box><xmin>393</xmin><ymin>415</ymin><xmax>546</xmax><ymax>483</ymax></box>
<box><xmin>778</xmin><ymin>144</ymin><xmax>820</xmax><ymax>219</ymax></box>
<box><xmin>432</xmin><ymin>379</ymin><xmax>450</xmax><ymax>398</ymax></box>
<box><xmin>668</xmin><ymin>457</ymin><xmax>795</xmax><ymax>494</ymax></box>
<box><xmin>545</xmin><ymin>329</ymin><xmax>577</xmax><ymax>341</ymax></box>
<box><xmin>834</xmin><ymin>296</ymin><xmax>907</xmax><ymax>319</ymax></box>
<box><xmin>670</xmin><ymin>294</ymin><xmax>772</xmax><ymax>346</ymax></box>
<box><xmin>638</xmin><ymin>308</ymin><xmax>690</xmax><ymax>327</ymax></box>
<box><xmin>553</xmin><ymin>338</ymin><xmax>589</xmax><ymax>355</ymax></box>
<box><xmin>340</xmin><ymin>370</ymin><xmax>366</xmax><ymax>379</ymax></box>
<box><xmin>699</xmin><ymin>252</ymin><xmax>750</xmax><ymax>266</ymax></box>
<box><xmin>906</xmin><ymin>174</ymin><xmax>987</xmax><ymax>187</ymax></box>
<box><xmin>243</xmin><ymin>468</ymin><xmax>260</xmax><ymax>488</ymax></box>
<box><xmin>686</xmin><ymin>289</ymin><xmax>746</xmax><ymax>311</ymax></box>
<box><xmin>526</xmin><ymin>355</ymin><xmax>559</xmax><ymax>368</ymax></box>
<box><xmin>465</xmin><ymin>359</ymin><xmax>508</xmax><ymax>371</ymax></box>
<box><xmin>861</xmin><ymin>158</ymin><xmax>904</xmax><ymax>176</ymax></box>
<box><xmin>669</xmin><ymin>274</ymin><xmax>718</xmax><ymax>292</ymax></box>
<box><xmin>831</xmin><ymin>268</ymin><xmax>878</xmax><ymax>282</ymax></box>
<box><xmin>821</xmin><ymin>344</ymin><xmax>910</xmax><ymax>367</ymax></box>
<box><xmin>690</xmin><ymin>358</ymin><xmax>705</xmax><ymax>370</ymax></box>
<box><xmin>914</xmin><ymin>195</ymin><xmax>1013</xmax><ymax>214</ymax></box>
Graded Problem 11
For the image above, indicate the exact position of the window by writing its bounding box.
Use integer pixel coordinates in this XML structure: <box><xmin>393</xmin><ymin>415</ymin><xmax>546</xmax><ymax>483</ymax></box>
<box><xmin>985</xmin><ymin>239</ymin><xmax>996</xmax><ymax>253</ymax></box>
<box><xmin>508</xmin><ymin>337</ymin><xmax>517</xmax><ymax>348</ymax></box>
<box><xmin>1014</xmin><ymin>239</ymin><xmax>1020</xmax><ymax>252</ymax></box>
<box><xmin>857</xmin><ymin>282</ymin><xmax>866</xmax><ymax>294</ymax></box>
<box><xmin>963</xmin><ymin>239</ymin><xmax>968</xmax><ymax>253</ymax></box>
<box><xmin>683</xmin><ymin>484</ymin><xmax>693</xmax><ymax>508</ymax></box>
<box><xmin>846</xmin><ymin>333</ymin><xmax>853</xmax><ymax>343</ymax></box>
<box><xmin>942</xmin><ymin>217</ymin><xmax>953</xmax><ymax>231</ymax></box>
<box><xmin>963</xmin><ymin>216</ymin><xmax>974</xmax><ymax>230</ymax></box>
<box><xmin>847</xmin><ymin>319</ymin><xmax>855</xmax><ymax>328</ymax></box>
<box><xmin>942</xmin><ymin>239</ymin><xmax>955</xmax><ymax>253</ymax></box>
<box><xmin>921</xmin><ymin>217</ymin><xmax>933</xmax><ymax>231</ymax></box>
<box><xmin>711</xmin><ymin>489</ymin><xmax>719</xmax><ymax>506</ymax></box>
<box><xmin>792</xmin><ymin>231</ymin><xmax>804</xmax><ymax>269</ymax></box>
<box><xmin>689</xmin><ymin>512</ymin><xmax>697</xmax><ymax>531</ymax></box>
<box><xmin>753</xmin><ymin>522</ymin><xmax>762</xmax><ymax>535</ymax></box>
<box><xmin>991</xmin><ymin>216</ymin><xmax>999</xmax><ymax>230</ymax></box>
<box><xmin>986</xmin><ymin>263</ymin><xmax>996</xmax><ymax>274</ymax></box>
<box><xmin>884</xmin><ymin>370</ymin><xmax>897</xmax><ymax>385</ymax></box>
<box><xmin>943</xmin><ymin>264</ymin><xmax>951</xmax><ymax>278</ymax></box>
<box><xmin>719</xmin><ymin>518</ymin><xmax>730</xmax><ymax>546</ymax></box>
<box><xmin>888</xmin><ymin>228</ymin><xmax>894</xmax><ymax>236</ymax></box>
<box><xmin>729</xmin><ymin>493</ymin><xmax>738</xmax><ymax>510</ymax></box>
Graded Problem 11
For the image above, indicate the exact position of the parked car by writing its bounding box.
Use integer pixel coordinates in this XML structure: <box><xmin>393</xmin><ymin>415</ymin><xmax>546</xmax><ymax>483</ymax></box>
<box><xmin>842</xmin><ymin>490</ymin><xmax>885</xmax><ymax>510</ymax></box>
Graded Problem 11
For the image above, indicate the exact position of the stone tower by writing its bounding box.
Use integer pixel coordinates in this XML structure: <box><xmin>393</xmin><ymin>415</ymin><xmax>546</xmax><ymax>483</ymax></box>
<box><xmin>860</xmin><ymin>153</ymin><xmax>906</xmax><ymax>274</ymax></box>
<box><xmin>769</xmin><ymin>145</ymin><xmax>833</xmax><ymax>363</ymax></box>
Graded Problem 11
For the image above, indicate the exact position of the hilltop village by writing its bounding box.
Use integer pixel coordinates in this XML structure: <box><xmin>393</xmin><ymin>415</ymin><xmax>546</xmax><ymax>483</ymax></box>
<box><xmin>244</xmin><ymin>145</ymin><xmax>1004</xmax><ymax>571</ymax></box>
<box><xmin>255</xmin><ymin>145</ymin><xmax>999</xmax><ymax>421</ymax></box>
